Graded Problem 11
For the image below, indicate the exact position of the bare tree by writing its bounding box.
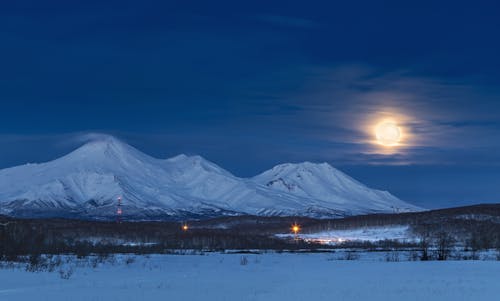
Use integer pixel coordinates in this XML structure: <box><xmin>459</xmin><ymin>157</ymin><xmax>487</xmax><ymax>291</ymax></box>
<box><xmin>435</xmin><ymin>231</ymin><xmax>455</xmax><ymax>261</ymax></box>
<box><xmin>415</xmin><ymin>226</ymin><xmax>432</xmax><ymax>261</ymax></box>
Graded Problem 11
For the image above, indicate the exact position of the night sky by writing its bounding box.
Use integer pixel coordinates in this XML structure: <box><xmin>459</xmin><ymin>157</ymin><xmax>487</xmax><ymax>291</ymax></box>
<box><xmin>1</xmin><ymin>1</ymin><xmax>500</xmax><ymax>209</ymax></box>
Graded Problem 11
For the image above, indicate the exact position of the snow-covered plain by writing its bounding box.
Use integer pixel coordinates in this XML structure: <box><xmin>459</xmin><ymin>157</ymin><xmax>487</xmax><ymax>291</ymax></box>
<box><xmin>1</xmin><ymin>253</ymin><xmax>499</xmax><ymax>301</ymax></box>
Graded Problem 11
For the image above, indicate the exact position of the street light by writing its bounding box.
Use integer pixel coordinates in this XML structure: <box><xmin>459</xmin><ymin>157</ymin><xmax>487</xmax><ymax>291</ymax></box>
<box><xmin>182</xmin><ymin>223</ymin><xmax>189</xmax><ymax>232</ymax></box>
<box><xmin>291</xmin><ymin>223</ymin><xmax>301</xmax><ymax>241</ymax></box>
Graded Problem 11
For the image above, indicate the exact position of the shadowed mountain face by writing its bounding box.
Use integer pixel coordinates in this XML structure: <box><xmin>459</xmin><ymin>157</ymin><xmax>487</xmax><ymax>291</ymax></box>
<box><xmin>0</xmin><ymin>136</ymin><xmax>421</xmax><ymax>220</ymax></box>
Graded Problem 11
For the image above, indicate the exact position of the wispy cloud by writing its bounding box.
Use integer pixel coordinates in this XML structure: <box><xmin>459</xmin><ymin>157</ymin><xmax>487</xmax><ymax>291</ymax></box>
<box><xmin>256</xmin><ymin>64</ymin><xmax>500</xmax><ymax>166</ymax></box>
<box><xmin>70</xmin><ymin>132</ymin><xmax>124</xmax><ymax>145</ymax></box>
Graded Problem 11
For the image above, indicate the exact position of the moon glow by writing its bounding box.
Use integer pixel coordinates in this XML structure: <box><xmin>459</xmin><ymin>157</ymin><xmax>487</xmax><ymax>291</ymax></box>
<box><xmin>375</xmin><ymin>121</ymin><xmax>401</xmax><ymax>146</ymax></box>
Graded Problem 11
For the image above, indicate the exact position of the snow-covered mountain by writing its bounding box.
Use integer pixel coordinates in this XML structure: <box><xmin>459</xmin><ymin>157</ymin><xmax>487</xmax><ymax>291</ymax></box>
<box><xmin>253</xmin><ymin>162</ymin><xmax>417</xmax><ymax>216</ymax></box>
<box><xmin>0</xmin><ymin>136</ymin><xmax>421</xmax><ymax>220</ymax></box>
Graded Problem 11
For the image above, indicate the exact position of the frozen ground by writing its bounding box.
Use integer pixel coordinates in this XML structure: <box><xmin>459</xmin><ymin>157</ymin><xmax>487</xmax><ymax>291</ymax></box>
<box><xmin>1</xmin><ymin>253</ymin><xmax>500</xmax><ymax>301</ymax></box>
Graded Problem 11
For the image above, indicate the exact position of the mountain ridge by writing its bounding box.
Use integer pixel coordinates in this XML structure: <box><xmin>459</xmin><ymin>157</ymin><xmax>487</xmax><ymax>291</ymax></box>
<box><xmin>0</xmin><ymin>136</ymin><xmax>422</xmax><ymax>220</ymax></box>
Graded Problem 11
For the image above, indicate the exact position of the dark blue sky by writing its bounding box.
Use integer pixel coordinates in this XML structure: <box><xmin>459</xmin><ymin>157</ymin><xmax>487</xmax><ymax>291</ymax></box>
<box><xmin>1</xmin><ymin>1</ymin><xmax>500</xmax><ymax>208</ymax></box>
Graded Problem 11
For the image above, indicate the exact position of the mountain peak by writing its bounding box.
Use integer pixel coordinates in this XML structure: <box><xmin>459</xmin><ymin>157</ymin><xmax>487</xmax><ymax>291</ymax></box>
<box><xmin>265</xmin><ymin>161</ymin><xmax>337</xmax><ymax>177</ymax></box>
<box><xmin>166</xmin><ymin>154</ymin><xmax>234</xmax><ymax>177</ymax></box>
<box><xmin>78</xmin><ymin>135</ymin><xmax>128</xmax><ymax>151</ymax></box>
<box><xmin>167</xmin><ymin>154</ymin><xmax>202</xmax><ymax>162</ymax></box>
<box><xmin>274</xmin><ymin>161</ymin><xmax>331</xmax><ymax>168</ymax></box>
<box><xmin>54</xmin><ymin>135</ymin><xmax>157</xmax><ymax>170</ymax></box>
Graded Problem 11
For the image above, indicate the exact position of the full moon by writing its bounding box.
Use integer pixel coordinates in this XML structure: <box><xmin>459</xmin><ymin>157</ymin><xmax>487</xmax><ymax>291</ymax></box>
<box><xmin>375</xmin><ymin>121</ymin><xmax>401</xmax><ymax>146</ymax></box>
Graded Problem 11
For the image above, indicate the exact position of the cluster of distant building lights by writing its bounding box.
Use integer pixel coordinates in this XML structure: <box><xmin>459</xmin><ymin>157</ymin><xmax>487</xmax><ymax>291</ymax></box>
<box><xmin>116</xmin><ymin>197</ymin><xmax>344</xmax><ymax>244</ymax></box>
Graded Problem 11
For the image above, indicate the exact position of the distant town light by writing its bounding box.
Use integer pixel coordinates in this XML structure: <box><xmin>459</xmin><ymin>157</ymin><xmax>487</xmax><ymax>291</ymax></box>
<box><xmin>291</xmin><ymin>223</ymin><xmax>300</xmax><ymax>235</ymax></box>
<box><xmin>182</xmin><ymin>224</ymin><xmax>189</xmax><ymax>231</ymax></box>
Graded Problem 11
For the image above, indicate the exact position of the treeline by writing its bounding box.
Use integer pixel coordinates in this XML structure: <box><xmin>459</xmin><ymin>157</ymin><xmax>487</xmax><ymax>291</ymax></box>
<box><xmin>0</xmin><ymin>217</ymin><xmax>325</xmax><ymax>261</ymax></box>
<box><xmin>2</xmin><ymin>203</ymin><xmax>500</xmax><ymax>261</ymax></box>
<box><xmin>300</xmin><ymin>204</ymin><xmax>500</xmax><ymax>250</ymax></box>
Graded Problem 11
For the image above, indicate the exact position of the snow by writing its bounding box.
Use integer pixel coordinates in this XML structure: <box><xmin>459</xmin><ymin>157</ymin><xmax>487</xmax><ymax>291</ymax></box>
<box><xmin>279</xmin><ymin>226</ymin><xmax>414</xmax><ymax>244</ymax></box>
<box><xmin>253</xmin><ymin>162</ymin><xmax>417</xmax><ymax>214</ymax></box>
<box><xmin>1</xmin><ymin>253</ymin><xmax>499</xmax><ymax>300</ymax></box>
<box><xmin>0</xmin><ymin>135</ymin><xmax>421</xmax><ymax>219</ymax></box>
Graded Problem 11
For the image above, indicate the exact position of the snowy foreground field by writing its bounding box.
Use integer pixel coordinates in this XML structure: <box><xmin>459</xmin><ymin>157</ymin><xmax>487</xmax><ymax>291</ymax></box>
<box><xmin>1</xmin><ymin>252</ymin><xmax>500</xmax><ymax>301</ymax></box>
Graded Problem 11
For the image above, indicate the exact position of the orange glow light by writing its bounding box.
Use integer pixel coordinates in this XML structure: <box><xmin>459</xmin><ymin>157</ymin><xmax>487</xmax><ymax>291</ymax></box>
<box><xmin>291</xmin><ymin>224</ymin><xmax>300</xmax><ymax>234</ymax></box>
<box><xmin>182</xmin><ymin>224</ymin><xmax>189</xmax><ymax>231</ymax></box>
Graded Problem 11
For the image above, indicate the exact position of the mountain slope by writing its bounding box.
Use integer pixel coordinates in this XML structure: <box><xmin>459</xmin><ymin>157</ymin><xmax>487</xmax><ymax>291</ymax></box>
<box><xmin>253</xmin><ymin>162</ymin><xmax>418</xmax><ymax>215</ymax></box>
<box><xmin>0</xmin><ymin>136</ymin><xmax>421</xmax><ymax>220</ymax></box>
